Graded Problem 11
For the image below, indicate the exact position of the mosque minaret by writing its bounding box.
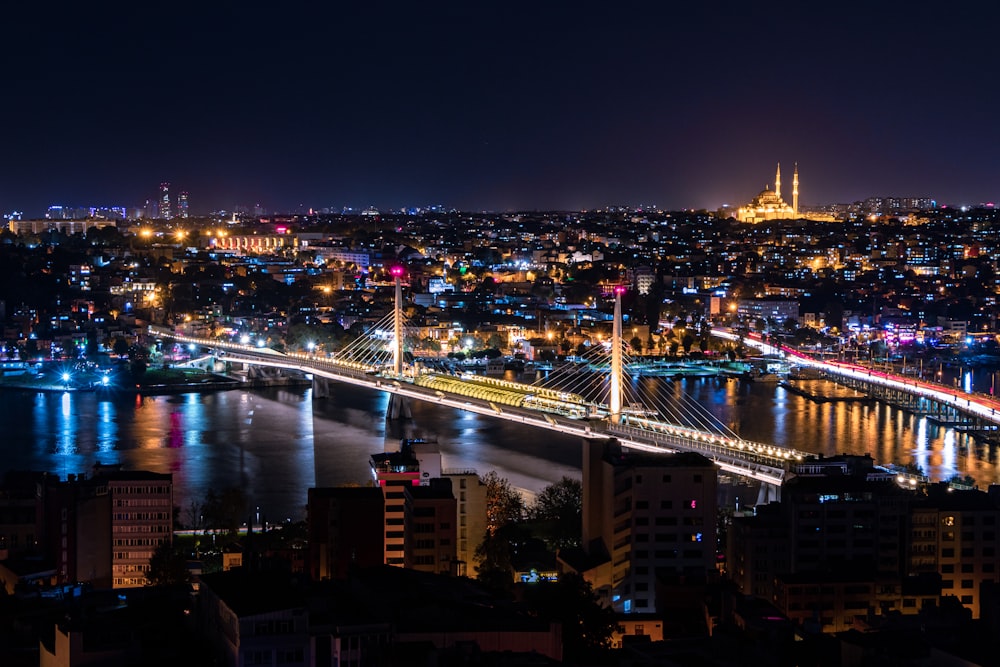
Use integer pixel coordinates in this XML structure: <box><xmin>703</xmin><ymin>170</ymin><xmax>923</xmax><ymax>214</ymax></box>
<box><xmin>792</xmin><ymin>163</ymin><xmax>799</xmax><ymax>217</ymax></box>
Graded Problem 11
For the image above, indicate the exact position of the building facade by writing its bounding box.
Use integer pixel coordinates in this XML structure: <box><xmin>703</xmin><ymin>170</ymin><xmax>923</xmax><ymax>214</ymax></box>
<box><xmin>104</xmin><ymin>470</ymin><xmax>173</xmax><ymax>588</ymax></box>
<box><xmin>574</xmin><ymin>440</ymin><xmax>718</xmax><ymax>614</ymax></box>
<box><xmin>442</xmin><ymin>470</ymin><xmax>488</xmax><ymax>578</ymax></box>
<box><xmin>370</xmin><ymin>442</ymin><xmax>424</xmax><ymax>566</ymax></box>
<box><xmin>403</xmin><ymin>479</ymin><xmax>456</xmax><ymax>574</ymax></box>
<box><xmin>307</xmin><ymin>487</ymin><xmax>385</xmax><ymax>580</ymax></box>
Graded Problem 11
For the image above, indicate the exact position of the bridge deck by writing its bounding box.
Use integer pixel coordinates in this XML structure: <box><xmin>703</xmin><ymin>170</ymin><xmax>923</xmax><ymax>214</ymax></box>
<box><xmin>151</xmin><ymin>327</ymin><xmax>795</xmax><ymax>484</ymax></box>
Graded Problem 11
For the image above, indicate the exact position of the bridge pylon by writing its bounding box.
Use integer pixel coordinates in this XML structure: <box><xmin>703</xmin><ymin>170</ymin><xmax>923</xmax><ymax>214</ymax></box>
<box><xmin>391</xmin><ymin>266</ymin><xmax>405</xmax><ymax>378</ymax></box>
<box><xmin>609</xmin><ymin>286</ymin><xmax>626</xmax><ymax>423</ymax></box>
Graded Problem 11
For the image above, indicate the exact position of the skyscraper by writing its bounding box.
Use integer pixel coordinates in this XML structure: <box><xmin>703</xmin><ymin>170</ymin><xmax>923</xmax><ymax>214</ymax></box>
<box><xmin>159</xmin><ymin>182</ymin><xmax>171</xmax><ymax>219</ymax></box>
<box><xmin>178</xmin><ymin>191</ymin><xmax>189</xmax><ymax>218</ymax></box>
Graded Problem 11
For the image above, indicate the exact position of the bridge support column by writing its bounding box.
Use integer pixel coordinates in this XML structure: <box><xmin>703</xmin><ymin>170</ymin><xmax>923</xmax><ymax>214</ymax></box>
<box><xmin>756</xmin><ymin>482</ymin><xmax>781</xmax><ymax>506</ymax></box>
<box><xmin>386</xmin><ymin>394</ymin><xmax>412</xmax><ymax>420</ymax></box>
<box><xmin>313</xmin><ymin>376</ymin><xmax>330</xmax><ymax>399</ymax></box>
<box><xmin>391</xmin><ymin>265</ymin><xmax>405</xmax><ymax>378</ymax></box>
<box><xmin>609</xmin><ymin>286</ymin><xmax>625</xmax><ymax>423</ymax></box>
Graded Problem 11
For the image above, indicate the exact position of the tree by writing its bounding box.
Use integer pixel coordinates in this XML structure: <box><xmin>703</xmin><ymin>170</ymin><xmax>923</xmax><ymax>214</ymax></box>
<box><xmin>482</xmin><ymin>470</ymin><xmax>525</xmax><ymax>536</ymax></box>
<box><xmin>112</xmin><ymin>337</ymin><xmax>129</xmax><ymax>357</ymax></box>
<box><xmin>146</xmin><ymin>542</ymin><xmax>191</xmax><ymax>587</ymax></box>
<box><xmin>85</xmin><ymin>332</ymin><xmax>99</xmax><ymax>357</ymax></box>
<box><xmin>528</xmin><ymin>477</ymin><xmax>582</xmax><ymax>551</ymax></box>
<box><xmin>202</xmin><ymin>487</ymin><xmax>247</xmax><ymax>535</ymax></box>
<box><xmin>475</xmin><ymin>471</ymin><xmax>526</xmax><ymax>591</ymax></box>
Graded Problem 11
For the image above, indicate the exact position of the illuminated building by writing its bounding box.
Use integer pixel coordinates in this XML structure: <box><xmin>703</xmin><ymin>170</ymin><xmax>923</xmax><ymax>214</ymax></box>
<box><xmin>211</xmin><ymin>235</ymin><xmax>291</xmax><ymax>254</ymax></box>
<box><xmin>737</xmin><ymin>163</ymin><xmax>797</xmax><ymax>222</ymax></box>
<box><xmin>908</xmin><ymin>486</ymin><xmax>1000</xmax><ymax>620</ymax></box>
<box><xmin>36</xmin><ymin>467</ymin><xmax>172</xmax><ymax>589</ymax></box>
<box><xmin>178</xmin><ymin>191</ymin><xmax>189</xmax><ymax>218</ymax></box>
<box><xmin>370</xmin><ymin>441</ymin><xmax>424</xmax><ymax>566</ymax></box>
<box><xmin>440</xmin><ymin>470</ymin><xmax>487</xmax><ymax>578</ymax></box>
<box><xmin>7</xmin><ymin>218</ymin><xmax>117</xmax><ymax>236</ymax></box>
<box><xmin>159</xmin><ymin>182</ymin><xmax>171</xmax><ymax>219</ymax></box>
<box><xmin>105</xmin><ymin>470</ymin><xmax>173</xmax><ymax>588</ymax></box>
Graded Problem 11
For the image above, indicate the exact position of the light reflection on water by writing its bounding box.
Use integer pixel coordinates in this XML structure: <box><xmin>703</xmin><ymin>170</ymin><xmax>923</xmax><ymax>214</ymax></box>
<box><xmin>0</xmin><ymin>376</ymin><xmax>998</xmax><ymax>521</ymax></box>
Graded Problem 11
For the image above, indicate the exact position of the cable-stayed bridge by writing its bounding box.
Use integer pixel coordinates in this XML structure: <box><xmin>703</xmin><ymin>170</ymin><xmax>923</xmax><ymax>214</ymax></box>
<box><xmin>150</xmin><ymin>280</ymin><xmax>800</xmax><ymax>495</ymax></box>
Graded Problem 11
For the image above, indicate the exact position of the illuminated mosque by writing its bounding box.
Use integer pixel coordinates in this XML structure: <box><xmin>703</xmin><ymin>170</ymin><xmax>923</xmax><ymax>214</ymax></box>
<box><xmin>736</xmin><ymin>163</ymin><xmax>798</xmax><ymax>222</ymax></box>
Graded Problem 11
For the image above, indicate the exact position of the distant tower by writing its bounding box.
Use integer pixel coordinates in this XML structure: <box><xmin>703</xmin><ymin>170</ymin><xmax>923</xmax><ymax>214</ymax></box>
<box><xmin>159</xmin><ymin>182</ymin><xmax>172</xmax><ymax>219</ymax></box>
<box><xmin>178</xmin><ymin>191</ymin><xmax>189</xmax><ymax>219</ymax></box>
<box><xmin>774</xmin><ymin>162</ymin><xmax>781</xmax><ymax>199</ymax></box>
<box><xmin>792</xmin><ymin>163</ymin><xmax>799</xmax><ymax>218</ymax></box>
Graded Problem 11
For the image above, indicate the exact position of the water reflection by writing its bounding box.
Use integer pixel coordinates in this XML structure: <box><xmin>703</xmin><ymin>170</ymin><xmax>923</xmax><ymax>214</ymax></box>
<box><xmin>2</xmin><ymin>376</ymin><xmax>1000</xmax><ymax>521</ymax></box>
<box><xmin>97</xmin><ymin>400</ymin><xmax>115</xmax><ymax>453</ymax></box>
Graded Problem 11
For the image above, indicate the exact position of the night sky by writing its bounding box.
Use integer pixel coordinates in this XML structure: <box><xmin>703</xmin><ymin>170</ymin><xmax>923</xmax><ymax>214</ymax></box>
<box><xmin>3</xmin><ymin>2</ymin><xmax>999</xmax><ymax>215</ymax></box>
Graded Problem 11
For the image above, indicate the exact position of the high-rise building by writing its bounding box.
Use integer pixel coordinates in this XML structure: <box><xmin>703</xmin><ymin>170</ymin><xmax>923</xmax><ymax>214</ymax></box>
<box><xmin>370</xmin><ymin>441</ymin><xmax>424</xmax><ymax>566</ymax></box>
<box><xmin>178</xmin><ymin>191</ymin><xmax>189</xmax><ymax>218</ymax></box>
<box><xmin>909</xmin><ymin>485</ymin><xmax>1000</xmax><ymax>619</ymax></box>
<box><xmin>565</xmin><ymin>439</ymin><xmax>718</xmax><ymax>614</ymax></box>
<box><xmin>104</xmin><ymin>469</ymin><xmax>173</xmax><ymax>588</ymax></box>
<box><xmin>728</xmin><ymin>457</ymin><xmax>1000</xmax><ymax>628</ymax></box>
<box><xmin>441</xmin><ymin>469</ymin><xmax>487</xmax><ymax>578</ymax></box>
<box><xmin>159</xmin><ymin>182</ymin><xmax>171</xmax><ymax>219</ymax></box>
<box><xmin>37</xmin><ymin>466</ymin><xmax>172</xmax><ymax>589</ymax></box>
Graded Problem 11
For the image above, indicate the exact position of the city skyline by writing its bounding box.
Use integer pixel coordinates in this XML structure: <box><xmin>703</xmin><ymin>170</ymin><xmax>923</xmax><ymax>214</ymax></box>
<box><xmin>2</xmin><ymin>3</ymin><xmax>999</xmax><ymax>215</ymax></box>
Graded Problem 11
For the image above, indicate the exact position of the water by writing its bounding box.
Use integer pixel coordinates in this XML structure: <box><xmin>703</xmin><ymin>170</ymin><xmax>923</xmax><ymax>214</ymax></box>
<box><xmin>1</xmin><ymin>377</ymin><xmax>997</xmax><ymax>521</ymax></box>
